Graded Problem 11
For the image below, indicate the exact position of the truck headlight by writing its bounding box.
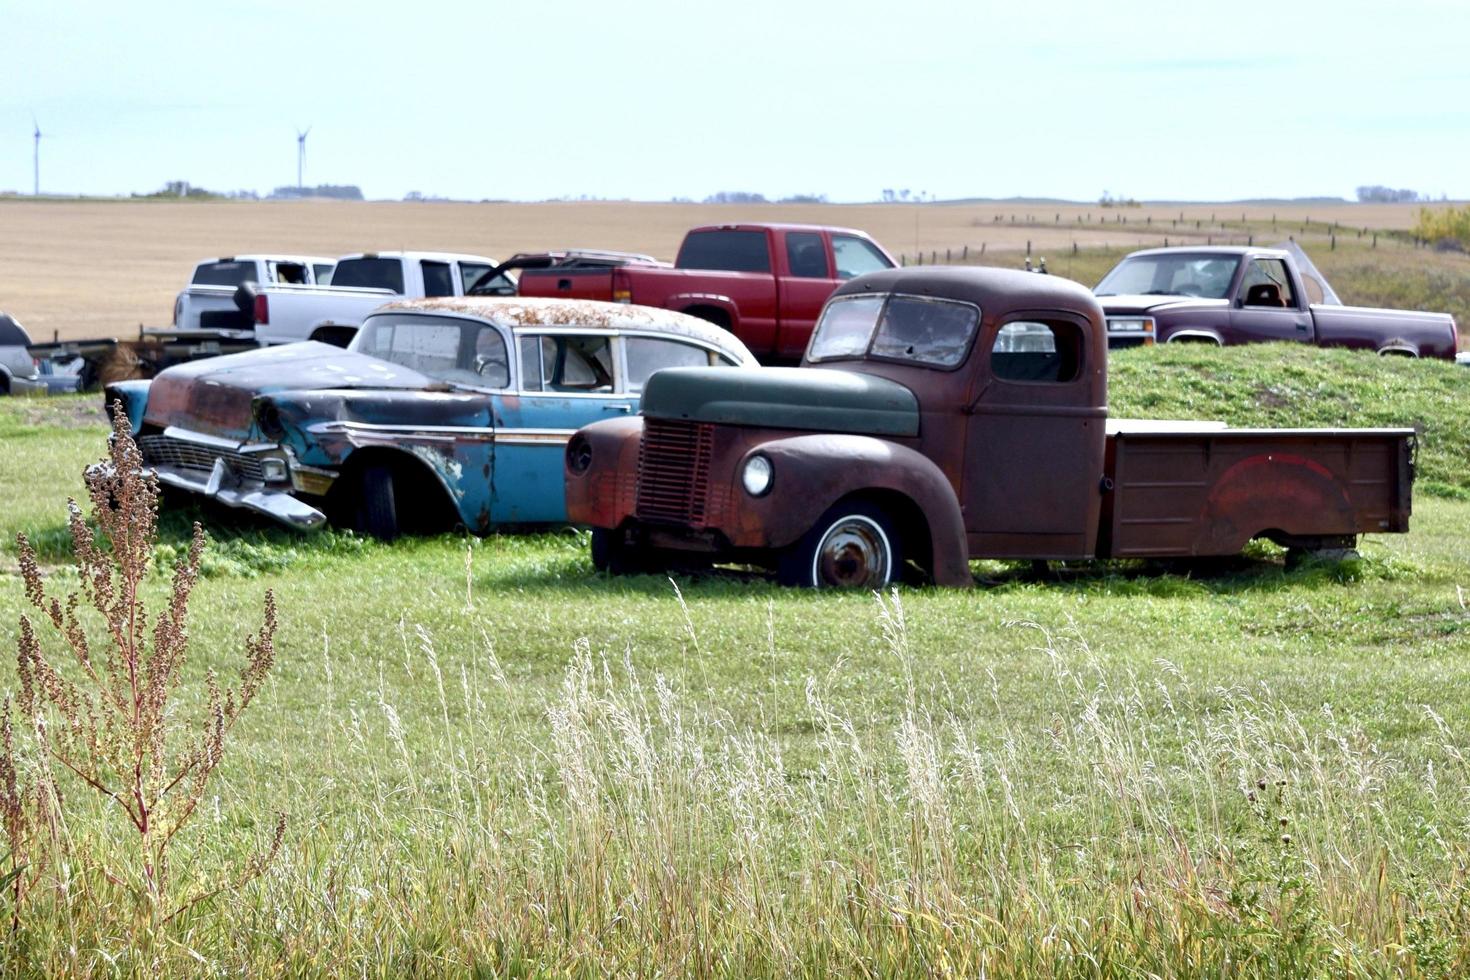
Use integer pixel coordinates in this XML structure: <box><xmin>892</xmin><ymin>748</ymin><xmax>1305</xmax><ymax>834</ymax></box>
<box><xmin>741</xmin><ymin>454</ymin><xmax>773</xmax><ymax>497</ymax></box>
<box><xmin>566</xmin><ymin>434</ymin><xmax>593</xmax><ymax>475</ymax></box>
<box><xmin>1108</xmin><ymin>317</ymin><xmax>1155</xmax><ymax>334</ymax></box>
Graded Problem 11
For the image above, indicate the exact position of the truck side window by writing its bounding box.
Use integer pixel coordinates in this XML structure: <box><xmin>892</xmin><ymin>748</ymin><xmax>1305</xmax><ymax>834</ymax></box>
<box><xmin>991</xmin><ymin>321</ymin><xmax>1081</xmax><ymax>383</ymax></box>
<box><xmin>313</xmin><ymin>263</ymin><xmax>335</xmax><ymax>285</ymax></box>
<box><xmin>1239</xmin><ymin>259</ymin><xmax>1296</xmax><ymax>308</ymax></box>
<box><xmin>675</xmin><ymin>231</ymin><xmax>771</xmax><ymax>273</ymax></box>
<box><xmin>832</xmin><ymin>235</ymin><xmax>893</xmax><ymax>279</ymax></box>
<box><xmin>422</xmin><ymin>261</ymin><xmax>454</xmax><ymax>298</ymax></box>
<box><xmin>785</xmin><ymin>232</ymin><xmax>828</xmax><ymax>278</ymax></box>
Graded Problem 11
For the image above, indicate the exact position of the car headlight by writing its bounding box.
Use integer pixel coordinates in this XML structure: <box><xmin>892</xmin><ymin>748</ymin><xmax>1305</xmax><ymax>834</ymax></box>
<box><xmin>741</xmin><ymin>454</ymin><xmax>773</xmax><ymax>497</ymax></box>
<box><xmin>260</xmin><ymin>457</ymin><xmax>289</xmax><ymax>482</ymax></box>
<box><xmin>1108</xmin><ymin>317</ymin><xmax>1155</xmax><ymax>333</ymax></box>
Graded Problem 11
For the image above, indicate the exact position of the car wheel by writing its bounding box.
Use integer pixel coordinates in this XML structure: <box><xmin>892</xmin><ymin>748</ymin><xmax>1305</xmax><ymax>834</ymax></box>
<box><xmin>779</xmin><ymin>501</ymin><xmax>902</xmax><ymax>589</ymax></box>
<box><xmin>355</xmin><ymin>465</ymin><xmax>400</xmax><ymax>540</ymax></box>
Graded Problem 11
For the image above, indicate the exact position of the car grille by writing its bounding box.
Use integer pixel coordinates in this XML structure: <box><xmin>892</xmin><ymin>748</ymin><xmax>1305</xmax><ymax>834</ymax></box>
<box><xmin>137</xmin><ymin>434</ymin><xmax>267</xmax><ymax>482</ymax></box>
<box><xmin>635</xmin><ymin>419</ymin><xmax>714</xmax><ymax>525</ymax></box>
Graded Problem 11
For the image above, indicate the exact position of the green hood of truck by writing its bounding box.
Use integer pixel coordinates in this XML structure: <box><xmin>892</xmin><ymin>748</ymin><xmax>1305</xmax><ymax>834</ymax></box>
<box><xmin>641</xmin><ymin>367</ymin><xmax>919</xmax><ymax>437</ymax></box>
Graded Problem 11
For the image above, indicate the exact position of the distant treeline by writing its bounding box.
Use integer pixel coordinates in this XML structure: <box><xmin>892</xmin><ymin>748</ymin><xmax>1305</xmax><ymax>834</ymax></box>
<box><xmin>1356</xmin><ymin>185</ymin><xmax>1429</xmax><ymax>204</ymax></box>
<box><xmin>269</xmin><ymin>185</ymin><xmax>364</xmax><ymax>200</ymax></box>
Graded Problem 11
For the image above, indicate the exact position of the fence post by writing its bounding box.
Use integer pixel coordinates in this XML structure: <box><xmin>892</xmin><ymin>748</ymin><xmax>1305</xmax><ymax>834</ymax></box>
<box><xmin>962</xmin><ymin>244</ymin><xmax>968</xmax><ymax>260</ymax></box>
<box><xmin>980</xmin><ymin>242</ymin><xmax>986</xmax><ymax>255</ymax></box>
<box><xmin>1372</xmin><ymin>233</ymin><xmax>1377</xmax><ymax>248</ymax></box>
<box><xmin>1026</xmin><ymin>240</ymin><xmax>1031</xmax><ymax>257</ymax></box>
<box><xmin>945</xmin><ymin>247</ymin><xmax>951</xmax><ymax>262</ymax></box>
<box><xmin>1330</xmin><ymin>232</ymin><xmax>1336</xmax><ymax>250</ymax></box>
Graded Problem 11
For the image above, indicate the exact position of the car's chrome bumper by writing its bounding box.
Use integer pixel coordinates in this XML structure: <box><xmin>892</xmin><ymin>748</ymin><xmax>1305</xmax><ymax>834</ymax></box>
<box><xmin>131</xmin><ymin>426</ymin><xmax>332</xmax><ymax>531</ymax></box>
<box><xmin>151</xmin><ymin>460</ymin><xmax>328</xmax><ymax>530</ymax></box>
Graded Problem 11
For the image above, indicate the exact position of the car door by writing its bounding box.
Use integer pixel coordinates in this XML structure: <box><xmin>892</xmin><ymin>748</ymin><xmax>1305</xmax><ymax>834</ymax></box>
<box><xmin>489</xmin><ymin>331</ymin><xmax>633</xmax><ymax>522</ymax></box>
<box><xmin>1229</xmin><ymin>257</ymin><xmax>1313</xmax><ymax>343</ymax></box>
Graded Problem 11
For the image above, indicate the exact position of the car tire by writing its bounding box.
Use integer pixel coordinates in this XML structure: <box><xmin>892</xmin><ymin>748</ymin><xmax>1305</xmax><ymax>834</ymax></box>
<box><xmin>778</xmin><ymin>501</ymin><xmax>903</xmax><ymax>589</ymax></box>
<box><xmin>355</xmin><ymin>465</ymin><xmax>400</xmax><ymax>540</ymax></box>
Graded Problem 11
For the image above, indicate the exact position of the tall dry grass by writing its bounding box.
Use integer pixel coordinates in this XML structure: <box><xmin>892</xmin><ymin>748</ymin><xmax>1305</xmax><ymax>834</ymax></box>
<box><xmin>10</xmin><ymin>581</ymin><xmax>1468</xmax><ymax>976</ymax></box>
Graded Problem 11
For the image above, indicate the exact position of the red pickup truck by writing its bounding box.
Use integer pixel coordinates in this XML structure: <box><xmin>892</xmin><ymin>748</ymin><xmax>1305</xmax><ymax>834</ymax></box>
<box><xmin>511</xmin><ymin>224</ymin><xmax>897</xmax><ymax>362</ymax></box>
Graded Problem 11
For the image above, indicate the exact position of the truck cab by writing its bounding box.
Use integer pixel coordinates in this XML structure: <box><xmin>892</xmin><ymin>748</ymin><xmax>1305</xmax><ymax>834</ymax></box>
<box><xmin>566</xmin><ymin>267</ymin><xmax>1415</xmax><ymax>588</ymax></box>
<box><xmin>517</xmin><ymin>223</ymin><xmax>897</xmax><ymax>363</ymax></box>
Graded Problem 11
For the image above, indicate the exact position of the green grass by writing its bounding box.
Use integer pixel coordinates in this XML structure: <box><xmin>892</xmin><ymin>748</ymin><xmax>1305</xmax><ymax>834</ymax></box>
<box><xmin>1</xmin><ymin>350</ymin><xmax>1469</xmax><ymax>975</ymax></box>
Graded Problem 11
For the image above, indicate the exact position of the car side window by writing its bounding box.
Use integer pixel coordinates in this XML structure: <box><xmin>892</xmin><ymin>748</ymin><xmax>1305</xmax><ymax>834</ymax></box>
<box><xmin>785</xmin><ymin>232</ymin><xmax>828</xmax><ymax>279</ymax></box>
<box><xmin>421</xmin><ymin>261</ymin><xmax>454</xmax><ymax>298</ymax></box>
<box><xmin>523</xmin><ymin>335</ymin><xmax>614</xmax><ymax>392</ymax></box>
<box><xmin>832</xmin><ymin>235</ymin><xmax>893</xmax><ymax>279</ymax></box>
<box><xmin>471</xmin><ymin>327</ymin><xmax>510</xmax><ymax>388</ymax></box>
<box><xmin>519</xmin><ymin>336</ymin><xmax>543</xmax><ymax>391</ymax></box>
<box><xmin>990</xmin><ymin>320</ymin><xmax>1082</xmax><ymax>383</ymax></box>
<box><xmin>1239</xmin><ymin>259</ymin><xmax>1296</xmax><ymax>308</ymax></box>
<box><xmin>624</xmin><ymin>336</ymin><xmax>716</xmax><ymax>393</ymax></box>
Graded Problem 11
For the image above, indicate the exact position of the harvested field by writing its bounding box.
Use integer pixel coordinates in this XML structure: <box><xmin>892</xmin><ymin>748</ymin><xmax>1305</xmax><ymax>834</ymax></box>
<box><xmin>1</xmin><ymin>198</ymin><xmax>1459</xmax><ymax>341</ymax></box>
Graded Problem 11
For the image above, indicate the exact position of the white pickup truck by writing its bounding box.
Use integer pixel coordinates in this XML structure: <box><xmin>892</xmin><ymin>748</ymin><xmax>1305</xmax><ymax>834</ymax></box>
<box><xmin>173</xmin><ymin>255</ymin><xmax>337</xmax><ymax>333</ymax></box>
<box><xmin>220</xmin><ymin>251</ymin><xmax>513</xmax><ymax>347</ymax></box>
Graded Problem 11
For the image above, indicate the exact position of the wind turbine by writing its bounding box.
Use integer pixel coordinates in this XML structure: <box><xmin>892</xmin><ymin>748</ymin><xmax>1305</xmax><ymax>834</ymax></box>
<box><xmin>296</xmin><ymin>126</ymin><xmax>311</xmax><ymax>192</ymax></box>
<box><xmin>32</xmin><ymin>116</ymin><xmax>42</xmax><ymax>196</ymax></box>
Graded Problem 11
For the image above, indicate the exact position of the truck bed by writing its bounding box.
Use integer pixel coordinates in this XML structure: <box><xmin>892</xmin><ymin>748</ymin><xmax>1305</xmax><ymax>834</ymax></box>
<box><xmin>1099</xmin><ymin>420</ymin><xmax>1414</xmax><ymax>558</ymax></box>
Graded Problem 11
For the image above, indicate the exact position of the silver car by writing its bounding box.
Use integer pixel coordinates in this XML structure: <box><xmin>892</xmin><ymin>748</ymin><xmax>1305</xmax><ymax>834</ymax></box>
<box><xmin>0</xmin><ymin>313</ymin><xmax>47</xmax><ymax>396</ymax></box>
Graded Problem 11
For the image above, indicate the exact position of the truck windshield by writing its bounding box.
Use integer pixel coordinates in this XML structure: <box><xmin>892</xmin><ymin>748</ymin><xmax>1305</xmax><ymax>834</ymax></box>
<box><xmin>333</xmin><ymin>258</ymin><xmax>406</xmax><ymax>293</ymax></box>
<box><xmin>1095</xmin><ymin>254</ymin><xmax>1239</xmax><ymax>299</ymax></box>
<box><xmin>809</xmin><ymin>294</ymin><xmax>979</xmax><ymax>369</ymax></box>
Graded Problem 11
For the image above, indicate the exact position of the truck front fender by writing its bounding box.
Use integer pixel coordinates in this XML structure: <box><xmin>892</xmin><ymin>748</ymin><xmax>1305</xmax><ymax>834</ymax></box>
<box><xmin>738</xmin><ymin>434</ymin><xmax>971</xmax><ymax>586</ymax></box>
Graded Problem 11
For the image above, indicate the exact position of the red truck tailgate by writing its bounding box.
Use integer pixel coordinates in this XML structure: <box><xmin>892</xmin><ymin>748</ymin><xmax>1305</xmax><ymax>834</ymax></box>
<box><xmin>516</xmin><ymin>268</ymin><xmax>616</xmax><ymax>301</ymax></box>
<box><xmin>1099</xmin><ymin>421</ymin><xmax>1414</xmax><ymax>558</ymax></box>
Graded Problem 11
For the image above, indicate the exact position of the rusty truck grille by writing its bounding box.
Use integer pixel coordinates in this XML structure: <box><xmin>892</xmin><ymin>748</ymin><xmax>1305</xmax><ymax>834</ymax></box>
<box><xmin>137</xmin><ymin>434</ymin><xmax>267</xmax><ymax>482</ymax></box>
<box><xmin>635</xmin><ymin>419</ymin><xmax>714</xmax><ymax>525</ymax></box>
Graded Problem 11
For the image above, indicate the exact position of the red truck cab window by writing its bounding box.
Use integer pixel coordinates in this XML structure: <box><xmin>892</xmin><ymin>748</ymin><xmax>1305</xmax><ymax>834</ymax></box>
<box><xmin>832</xmin><ymin>235</ymin><xmax>893</xmax><ymax>279</ymax></box>
<box><xmin>676</xmin><ymin>231</ymin><xmax>771</xmax><ymax>273</ymax></box>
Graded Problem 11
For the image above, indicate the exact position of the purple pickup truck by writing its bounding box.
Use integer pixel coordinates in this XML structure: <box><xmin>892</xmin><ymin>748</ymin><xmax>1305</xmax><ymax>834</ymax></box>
<box><xmin>1095</xmin><ymin>245</ymin><xmax>1458</xmax><ymax>359</ymax></box>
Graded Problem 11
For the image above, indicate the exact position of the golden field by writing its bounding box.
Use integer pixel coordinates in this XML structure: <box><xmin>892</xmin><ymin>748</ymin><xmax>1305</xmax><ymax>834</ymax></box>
<box><xmin>0</xmin><ymin>197</ymin><xmax>1455</xmax><ymax>341</ymax></box>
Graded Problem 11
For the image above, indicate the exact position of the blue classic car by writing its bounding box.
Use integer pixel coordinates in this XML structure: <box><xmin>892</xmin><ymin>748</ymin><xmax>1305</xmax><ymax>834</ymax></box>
<box><xmin>105</xmin><ymin>298</ymin><xmax>757</xmax><ymax>536</ymax></box>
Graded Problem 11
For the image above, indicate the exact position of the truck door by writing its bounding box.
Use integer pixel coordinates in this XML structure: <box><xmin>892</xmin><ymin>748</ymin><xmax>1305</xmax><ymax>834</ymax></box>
<box><xmin>1230</xmin><ymin>257</ymin><xmax>1312</xmax><ymax>343</ymax></box>
<box><xmin>962</xmin><ymin>313</ymin><xmax>1104</xmax><ymax>559</ymax></box>
<box><xmin>774</xmin><ymin>230</ymin><xmax>840</xmax><ymax>360</ymax></box>
<box><xmin>489</xmin><ymin>331</ymin><xmax>634</xmax><ymax>523</ymax></box>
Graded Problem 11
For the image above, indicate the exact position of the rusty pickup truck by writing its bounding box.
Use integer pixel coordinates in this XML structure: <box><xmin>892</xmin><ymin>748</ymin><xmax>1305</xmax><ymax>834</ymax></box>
<box><xmin>565</xmin><ymin>267</ymin><xmax>1416</xmax><ymax>587</ymax></box>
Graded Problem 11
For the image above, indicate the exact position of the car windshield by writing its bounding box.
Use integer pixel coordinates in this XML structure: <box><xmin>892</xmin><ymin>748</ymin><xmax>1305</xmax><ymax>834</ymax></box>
<box><xmin>808</xmin><ymin>294</ymin><xmax>979</xmax><ymax>368</ymax></box>
<box><xmin>1095</xmin><ymin>254</ymin><xmax>1240</xmax><ymax>299</ymax></box>
<box><xmin>352</xmin><ymin>314</ymin><xmax>509</xmax><ymax>388</ymax></box>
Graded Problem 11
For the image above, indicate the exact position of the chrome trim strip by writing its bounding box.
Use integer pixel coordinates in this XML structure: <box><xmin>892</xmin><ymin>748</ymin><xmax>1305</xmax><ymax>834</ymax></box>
<box><xmin>308</xmin><ymin>420</ymin><xmax>495</xmax><ymax>440</ymax></box>
<box><xmin>495</xmin><ymin>429</ymin><xmax>576</xmax><ymax>445</ymax></box>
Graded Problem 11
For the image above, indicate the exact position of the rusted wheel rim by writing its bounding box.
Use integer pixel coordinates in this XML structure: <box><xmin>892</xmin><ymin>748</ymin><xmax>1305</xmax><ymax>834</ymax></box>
<box><xmin>813</xmin><ymin>515</ymin><xmax>891</xmax><ymax>589</ymax></box>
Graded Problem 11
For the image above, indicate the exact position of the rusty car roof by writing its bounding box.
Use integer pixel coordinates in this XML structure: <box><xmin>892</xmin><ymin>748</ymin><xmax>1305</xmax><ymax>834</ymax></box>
<box><xmin>374</xmin><ymin>296</ymin><xmax>758</xmax><ymax>363</ymax></box>
<box><xmin>831</xmin><ymin>266</ymin><xmax>1102</xmax><ymax>320</ymax></box>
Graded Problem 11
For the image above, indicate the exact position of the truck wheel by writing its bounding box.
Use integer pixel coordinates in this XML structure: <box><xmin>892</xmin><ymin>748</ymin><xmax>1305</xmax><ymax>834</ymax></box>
<box><xmin>779</xmin><ymin>501</ymin><xmax>902</xmax><ymax>589</ymax></box>
<box><xmin>354</xmin><ymin>465</ymin><xmax>400</xmax><ymax>540</ymax></box>
<box><xmin>1285</xmin><ymin>544</ymin><xmax>1360</xmax><ymax>569</ymax></box>
<box><xmin>591</xmin><ymin>527</ymin><xmax>656</xmax><ymax>575</ymax></box>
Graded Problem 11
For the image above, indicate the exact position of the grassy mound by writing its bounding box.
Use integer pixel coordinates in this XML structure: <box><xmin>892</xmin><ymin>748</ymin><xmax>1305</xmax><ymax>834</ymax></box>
<box><xmin>1109</xmin><ymin>343</ymin><xmax>1468</xmax><ymax>498</ymax></box>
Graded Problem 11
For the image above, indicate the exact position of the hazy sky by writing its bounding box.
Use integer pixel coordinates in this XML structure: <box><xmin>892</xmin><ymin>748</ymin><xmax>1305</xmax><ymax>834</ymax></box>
<box><xmin>3</xmin><ymin>0</ymin><xmax>1468</xmax><ymax>202</ymax></box>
